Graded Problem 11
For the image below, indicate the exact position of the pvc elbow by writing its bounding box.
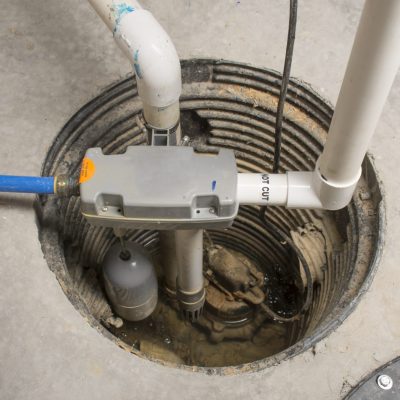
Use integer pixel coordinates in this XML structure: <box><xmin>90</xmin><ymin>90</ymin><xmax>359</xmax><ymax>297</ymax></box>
<box><xmin>284</xmin><ymin>169</ymin><xmax>358</xmax><ymax>210</ymax></box>
<box><xmin>311</xmin><ymin>158</ymin><xmax>361</xmax><ymax>210</ymax></box>
<box><xmin>286</xmin><ymin>171</ymin><xmax>322</xmax><ymax>209</ymax></box>
<box><xmin>114</xmin><ymin>9</ymin><xmax>182</xmax><ymax>108</ymax></box>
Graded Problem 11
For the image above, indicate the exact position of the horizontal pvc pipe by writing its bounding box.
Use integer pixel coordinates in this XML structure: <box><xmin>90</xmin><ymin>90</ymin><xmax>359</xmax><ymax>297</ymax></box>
<box><xmin>237</xmin><ymin>172</ymin><xmax>322</xmax><ymax>209</ymax></box>
<box><xmin>0</xmin><ymin>175</ymin><xmax>54</xmax><ymax>194</ymax></box>
<box><xmin>237</xmin><ymin>173</ymin><xmax>288</xmax><ymax>205</ymax></box>
<box><xmin>313</xmin><ymin>0</ymin><xmax>400</xmax><ymax>210</ymax></box>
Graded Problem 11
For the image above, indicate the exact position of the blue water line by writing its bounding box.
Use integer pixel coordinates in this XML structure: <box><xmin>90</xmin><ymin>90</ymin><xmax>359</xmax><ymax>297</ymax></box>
<box><xmin>0</xmin><ymin>175</ymin><xmax>55</xmax><ymax>194</ymax></box>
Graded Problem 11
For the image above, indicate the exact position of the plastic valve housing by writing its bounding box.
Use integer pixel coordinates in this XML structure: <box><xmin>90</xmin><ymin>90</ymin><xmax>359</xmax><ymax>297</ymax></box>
<box><xmin>80</xmin><ymin>146</ymin><xmax>238</xmax><ymax>230</ymax></box>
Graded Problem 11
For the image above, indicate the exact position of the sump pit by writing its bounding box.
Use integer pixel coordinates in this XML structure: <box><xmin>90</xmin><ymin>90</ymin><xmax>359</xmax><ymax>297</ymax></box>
<box><xmin>37</xmin><ymin>59</ymin><xmax>384</xmax><ymax>371</ymax></box>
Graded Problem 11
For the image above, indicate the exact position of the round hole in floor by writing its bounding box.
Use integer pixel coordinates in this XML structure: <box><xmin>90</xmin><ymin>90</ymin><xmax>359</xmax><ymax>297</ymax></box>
<box><xmin>37</xmin><ymin>59</ymin><xmax>384</xmax><ymax>373</ymax></box>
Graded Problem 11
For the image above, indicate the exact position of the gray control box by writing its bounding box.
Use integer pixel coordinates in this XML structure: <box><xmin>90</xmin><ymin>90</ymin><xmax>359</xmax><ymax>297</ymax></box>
<box><xmin>80</xmin><ymin>146</ymin><xmax>238</xmax><ymax>230</ymax></box>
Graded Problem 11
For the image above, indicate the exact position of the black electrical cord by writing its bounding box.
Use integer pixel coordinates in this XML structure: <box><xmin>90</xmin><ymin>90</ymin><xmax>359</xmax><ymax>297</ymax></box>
<box><xmin>272</xmin><ymin>0</ymin><xmax>297</xmax><ymax>174</ymax></box>
<box><xmin>259</xmin><ymin>0</ymin><xmax>314</xmax><ymax>322</ymax></box>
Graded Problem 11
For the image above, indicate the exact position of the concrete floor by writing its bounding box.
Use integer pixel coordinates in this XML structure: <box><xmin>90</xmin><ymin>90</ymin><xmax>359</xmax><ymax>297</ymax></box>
<box><xmin>0</xmin><ymin>0</ymin><xmax>399</xmax><ymax>399</ymax></box>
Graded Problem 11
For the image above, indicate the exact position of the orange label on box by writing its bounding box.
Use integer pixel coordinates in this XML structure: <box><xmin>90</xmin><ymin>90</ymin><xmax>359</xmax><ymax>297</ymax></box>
<box><xmin>79</xmin><ymin>157</ymin><xmax>96</xmax><ymax>183</ymax></box>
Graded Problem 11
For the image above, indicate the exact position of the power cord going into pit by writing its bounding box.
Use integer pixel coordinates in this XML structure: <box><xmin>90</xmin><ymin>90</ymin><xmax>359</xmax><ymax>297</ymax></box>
<box><xmin>272</xmin><ymin>0</ymin><xmax>297</xmax><ymax>174</ymax></box>
<box><xmin>260</xmin><ymin>0</ymin><xmax>314</xmax><ymax>322</ymax></box>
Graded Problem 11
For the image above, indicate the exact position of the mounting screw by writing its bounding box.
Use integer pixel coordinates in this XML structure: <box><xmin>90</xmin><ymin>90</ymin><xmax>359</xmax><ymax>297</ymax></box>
<box><xmin>377</xmin><ymin>374</ymin><xmax>393</xmax><ymax>390</ymax></box>
<box><xmin>209</xmin><ymin>207</ymin><xmax>216</xmax><ymax>214</ymax></box>
<box><xmin>102</xmin><ymin>206</ymin><xmax>108</xmax><ymax>212</ymax></box>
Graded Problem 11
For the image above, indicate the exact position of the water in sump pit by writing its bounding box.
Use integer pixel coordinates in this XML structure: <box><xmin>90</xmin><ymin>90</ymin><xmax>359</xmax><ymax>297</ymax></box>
<box><xmin>109</xmin><ymin>291</ymin><xmax>288</xmax><ymax>367</ymax></box>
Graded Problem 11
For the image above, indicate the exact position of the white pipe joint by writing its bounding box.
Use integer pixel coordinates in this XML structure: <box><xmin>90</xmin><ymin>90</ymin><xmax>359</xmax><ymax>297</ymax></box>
<box><xmin>237</xmin><ymin>172</ymin><xmax>322</xmax><ymax>209</ymax></box>
<box><xmin>88</xmin><ymin>0</ymin><xmax>182</xmax><ymax>128</ymax></box>
<box><xmin>313</xmin><ymin>0</ymin><xmax>400</xmax><ymax>210</ymax></box>
<box><xmin>312</xmin><ymin>161</ymin><xmax>361</xmax><ymax>210</ymax></box>
<box><xmin>240</xmin><ymin>0</ymin><xmax>400</xmax><ymax>211</ymax></box>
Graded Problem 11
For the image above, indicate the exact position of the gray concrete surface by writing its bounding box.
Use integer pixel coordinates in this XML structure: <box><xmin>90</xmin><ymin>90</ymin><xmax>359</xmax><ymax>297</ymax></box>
<box><xmin>0</xmin><ymin>1</ymin><xmax>399</xmax><ymax>399</ymax></box>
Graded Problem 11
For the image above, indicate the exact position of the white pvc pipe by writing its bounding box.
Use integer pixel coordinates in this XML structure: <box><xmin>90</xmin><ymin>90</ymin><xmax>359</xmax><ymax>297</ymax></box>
<box><xmin>87</xmin><ymin>0</ymin><xmax>143</xmax><ymax>28</ymax></box>
<box><xmin>159</xmin><ymin>231</ymin><xmax>178</xmax><ymax>293</ymax></box>
<box><xmin>240</xmin><ymin>0</ymin><xmax>400</xmax><ymax>211</ymax></box>
<box><xmin>175</xmin><ymin>230</ymin><xmax>204</xmax><ymax>294</ymax></box>
<box><xmin>88</xmin><ymin>0</ymin><xmax>182</xmax><ymax>129</ymax></box>
<box><xmin>313</xmin><ymin>0</ymin><xmax>400</xmax><ymax>210</ymax></box>
<box><xmin>144</xmin><ymin>102</ymin><xmax>181</xmax><ymax>142</ymax></box>
<box><xmin>237</xmin><ymin>173</ymin><xmax>288</xmax><ymax>205</ymax></box>
<box><xmin>87</xmin><ymin>0</ymin><xmax>400</xmax><ymax>212</ymax></box>
<box><xmin>237</xmin><ymin>172</ymin><xmax>322</xmax><ymax>208</ymax></box>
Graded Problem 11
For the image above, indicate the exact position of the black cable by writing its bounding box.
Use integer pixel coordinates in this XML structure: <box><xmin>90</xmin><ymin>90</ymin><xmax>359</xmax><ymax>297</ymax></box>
<box><xmin>272</xmin><ymin>0</ymin><xmax>298</xmax><ymax>174</ymax></box>
<box><xmin>259</xmin><ymin>0</ymin><xmax>314</xmax><ymax>322</ymax></box>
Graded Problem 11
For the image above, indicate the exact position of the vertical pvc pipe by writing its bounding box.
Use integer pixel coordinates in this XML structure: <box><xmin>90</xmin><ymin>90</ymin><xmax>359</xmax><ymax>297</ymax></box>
<box><xmin>175</xmin><ymin>230</ymin><xmax>203</xmax><ymax>293</ymax></box>
<box><xmin>159</xmin><ymin>231</ymin><xmax>178</xmax><ymax>294</ymax></box>
<box><xmin>314</xmin><ymin>0</ymin><xmax>400</xmax><ymax>209</ymax></box>
<box><xmin>175</xmin><ymin>230</ymin><xmax>205</xmax><ymax>320</ymax></box>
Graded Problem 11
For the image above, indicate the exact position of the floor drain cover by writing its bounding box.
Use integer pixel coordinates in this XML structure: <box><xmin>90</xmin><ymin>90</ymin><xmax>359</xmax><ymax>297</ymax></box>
<box><xmin>346</xmin><ymin>357</ymin><xmax>400</xmax><ymax>399</ymax></box>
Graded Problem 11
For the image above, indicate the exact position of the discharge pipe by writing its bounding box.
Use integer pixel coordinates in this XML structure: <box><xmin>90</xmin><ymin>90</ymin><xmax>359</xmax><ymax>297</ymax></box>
<box><xmin>175</xmin><ymin>230</ymin><xmax>205</xmax><ymax>321</ymax></box>
<box><xmin>238</xmin><ymin>0</ymin><xmax>400</xmax><ymax>210</ymax></box>
<box><xmin>87</xmin><ymin>0</ymin><xmax>182</xmax><ymax>138</ymax></box>
<box><xmin>313</xmin><ymin>0</ymin><xmax>400</xmax><ymax>209</ymax></box>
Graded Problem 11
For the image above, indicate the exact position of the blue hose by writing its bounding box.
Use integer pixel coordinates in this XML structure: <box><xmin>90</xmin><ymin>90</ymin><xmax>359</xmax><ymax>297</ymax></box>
<box><xmin>0</xmin><ymin>175</ymin><xmax>54</xmax><ymax>194</ymax></box>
